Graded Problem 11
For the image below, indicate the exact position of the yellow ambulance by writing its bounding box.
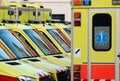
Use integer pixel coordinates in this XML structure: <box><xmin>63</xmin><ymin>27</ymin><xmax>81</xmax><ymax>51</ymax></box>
<box><xmin>0</xmin><ymin>39</ymin><xmax>54</xmax><ymax>81</ymax></box>
<box><xmin>72</xmin><ymin>0</ymin><xmax>120</xmax><ymax>81</ymax></box>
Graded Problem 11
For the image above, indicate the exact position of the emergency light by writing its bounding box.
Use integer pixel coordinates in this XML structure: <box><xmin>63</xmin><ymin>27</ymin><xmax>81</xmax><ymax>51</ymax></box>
<box><xmin>74</xmin><ymin>12</ymin><xmax>81</xmax><ymax>26</ymax></box>
<box><xmin>74</xmin><ymin>0</ymin><xmax>91</xmax><ymax>6</ymax></box>
<box><xmin>74</xmin><ymin>12</ymin><xmax>81</xmax><ymax>18</ymax></box>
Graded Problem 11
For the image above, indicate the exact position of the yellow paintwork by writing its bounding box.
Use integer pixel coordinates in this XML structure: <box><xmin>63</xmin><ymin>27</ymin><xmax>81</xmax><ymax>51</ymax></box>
<box><xmin>90</xmin><ymin>12</ymin><xmax>115</xmax><ymax>63</ymax></box>
<box><xmin>5</xmin><ymin>23</ymin><xmax>70</xmax><ymax>68</ymax></box>
<box><xmin>73</xmin><ymin>9</ymin><xmax>88</xmax><ymax>64</ymax></box>
<box><xmin>18</xmin><ymin>3</ymin><xmax>51</xmax><ymax>23</ymax></box>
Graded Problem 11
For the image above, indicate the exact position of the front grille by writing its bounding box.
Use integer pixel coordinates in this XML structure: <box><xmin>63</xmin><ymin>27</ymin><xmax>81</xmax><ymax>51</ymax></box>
<box><xmin>57</xmin><ymin>71</ymin><xmax>68</xmax><ymax>81</ymax></box>
<box><xmin>40</xmin><ymin>76</ymin><xmax>55</xmax><ymax>81</ymax></box>
<box><xmin>67</xmin><ymin>69</ymin><xmax>71</xmax><ymax>81</ymax></box>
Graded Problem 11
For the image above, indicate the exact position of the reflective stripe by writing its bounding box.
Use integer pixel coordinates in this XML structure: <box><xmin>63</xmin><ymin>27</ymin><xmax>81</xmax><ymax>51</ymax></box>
<box><xmin>100</xmin><ymin>79</ymin><xmax>105</xmax><ymax>81</ymax></box>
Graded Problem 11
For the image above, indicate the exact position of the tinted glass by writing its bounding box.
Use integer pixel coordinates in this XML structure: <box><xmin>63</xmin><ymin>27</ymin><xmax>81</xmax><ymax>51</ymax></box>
<box><xmin>48</xmin><ymin>29</ymin><xmax>71</xmax><ymax>52</ymax></box>
<box><xmin>0</xmin><ymin>30</ymin><xmax>32</xmax><ymax>58</ymax></box>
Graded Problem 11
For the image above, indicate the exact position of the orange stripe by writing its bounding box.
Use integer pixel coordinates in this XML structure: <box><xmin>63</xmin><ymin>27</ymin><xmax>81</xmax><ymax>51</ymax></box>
<box><xmin>81</xmin><ymin>64</ymin><xmax>115</xmax><ymax>79</ymax></box>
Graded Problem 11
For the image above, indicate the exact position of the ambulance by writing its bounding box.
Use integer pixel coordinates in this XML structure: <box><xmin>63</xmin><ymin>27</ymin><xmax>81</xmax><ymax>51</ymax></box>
<box><xmin>0</xmin><ymin>39</ymin><xmax>54</xmax><ymax>81</ymax></box>
<box><xmin>72</xmin><ymin>0</ymin><xmax>120</xmax><ymax>81</ymax></box>
<box><xmin>0</xmin><ymin>24</ymin><xmax>69</xmax><ymax>81</ymax></box>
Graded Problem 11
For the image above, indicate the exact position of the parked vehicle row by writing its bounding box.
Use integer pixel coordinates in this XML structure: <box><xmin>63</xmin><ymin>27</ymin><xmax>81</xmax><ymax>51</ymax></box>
<box><xmin>0</xmin><ymin>2</ymin><xmax>71</xmax><ymax>81</ymax></box>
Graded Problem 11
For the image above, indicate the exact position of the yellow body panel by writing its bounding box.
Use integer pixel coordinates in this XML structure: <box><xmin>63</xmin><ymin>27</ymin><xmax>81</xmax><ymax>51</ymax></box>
<box><xmin>24</xmin><ymin>3</ymin><xmax>52</xmax><ymax>21</ymax></box>
<box><xmin>90</xmin><ymin>12</ymin><xmax>115</xmax><ymax>63</ymax></box>
<box><xmin>73</xmin><ymin>9</ymin><xmax>88</xmax><ymax>64</ymax></box>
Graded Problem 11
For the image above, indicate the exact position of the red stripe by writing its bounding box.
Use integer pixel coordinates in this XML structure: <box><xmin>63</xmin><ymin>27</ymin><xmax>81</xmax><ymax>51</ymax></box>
<box><xmin>83</xmin><ymin>79</ymin><xmax>88</xmax><ymax>81</ymax></box>
<box><xmin>0</xmin><ymin>74</ymin><xmax>18</xmax><ymax>81</ymax></box>
<box><xmin>94</xmin><ymin>79</ymin><xmax>100</xmax><ymax>81</ymax></box>
<box><xmin>81</xmin><ymin>64</ymin><xmax>115</xmax><ymax>79</ymax></box>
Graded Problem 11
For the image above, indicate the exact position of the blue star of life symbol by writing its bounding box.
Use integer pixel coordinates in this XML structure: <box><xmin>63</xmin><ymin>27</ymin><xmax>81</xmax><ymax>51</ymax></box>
<box><xmin>95</xmin><ymin>31</ymin><xmax>109</xmax><ymax>45</ymax></box>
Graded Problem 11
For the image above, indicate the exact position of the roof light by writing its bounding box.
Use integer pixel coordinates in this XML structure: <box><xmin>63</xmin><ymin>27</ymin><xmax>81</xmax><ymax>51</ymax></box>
<box><xmin>83</xmin><ymin>0</ymin><xmax>91</xmax><ymax>6</ymax></box>
<box><xmin>74</xmin><ymin>0</ymin><xmax>82</xmax><ymax>6</ymax></box>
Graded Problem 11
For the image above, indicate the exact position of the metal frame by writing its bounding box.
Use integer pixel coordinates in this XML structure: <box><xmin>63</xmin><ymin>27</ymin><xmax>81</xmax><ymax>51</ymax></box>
<box><xmin>115</xmin><ymin>9</ymin><xmax>119</xmax><ymax>81</ymax></box>
<box><xmin>71</xmin><ymin>0</ymin><xmax>74</xmax><ymax>81</ymax></box>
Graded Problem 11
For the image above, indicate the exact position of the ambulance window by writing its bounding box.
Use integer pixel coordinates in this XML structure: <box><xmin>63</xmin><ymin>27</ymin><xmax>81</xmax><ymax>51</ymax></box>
<box><xmin>48</xmin><ymin>29</ymin><xmax>71</xmax><ymax>52</ymax></box>
<box><xmin>24</xmin><ymin>29</ymin><xmax>61</xmax><ymax>55</ymax></box>
<box><xmin>15</xmin><ymin>31</ymin><xmax>38</xmax><ymax>55</ymax></box>
<box><xmin>0</xmin><ymin>47</ymin><xmax>10</xmax><ymax>61</ymax></box>
<box><xmin>34</xmin><ymin>29</ymin><xmax>61</xmax><ymax>54</ymax></box>
<box><xmin>64</xmin><ymin>28</ymin><xmax>71</xmax><ymax>36</ymax></box>
<box><xmin>0</xmin><ymin>30</ymin><xmax>33</xmax><ymax>58</ymax></box>
<box><xmin>92</xmin><ymin>14</ymin><xmax>111</xmax><ymax>51</ymax></box>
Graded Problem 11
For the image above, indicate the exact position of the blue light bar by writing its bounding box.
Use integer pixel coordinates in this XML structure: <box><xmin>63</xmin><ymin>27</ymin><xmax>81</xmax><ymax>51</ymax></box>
<box><xmin>83</xmin><ymin>0</ymin><xmax>91</xmax><ymax>6</ymax></box>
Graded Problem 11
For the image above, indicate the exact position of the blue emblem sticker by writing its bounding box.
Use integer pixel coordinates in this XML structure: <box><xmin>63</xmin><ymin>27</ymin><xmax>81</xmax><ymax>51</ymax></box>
<box><xmin>95</xmin><ymin>31</ymin><xmax>109</xmax><ymax>45</ymax></box>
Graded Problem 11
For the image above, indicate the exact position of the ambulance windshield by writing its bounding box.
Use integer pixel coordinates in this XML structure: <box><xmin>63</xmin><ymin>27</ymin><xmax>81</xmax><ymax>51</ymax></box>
<box><xmin>24</xmin><ymin>29</ymin><xmax>61</xmax><ymax>55</ymax></box>
<box><xmin>48</xmin><ymin>29</ymin><xmax>71</xmax><ymax>52</ymax></box>
<box><xmin>0</xmin><ymin>30</ymin><xmax>37</xmax><ymax>59</ymax></box>
<box><xmin>0</xmin><ymin>47</ymin><xmax>11</xmax><ymax>61</ymax></box>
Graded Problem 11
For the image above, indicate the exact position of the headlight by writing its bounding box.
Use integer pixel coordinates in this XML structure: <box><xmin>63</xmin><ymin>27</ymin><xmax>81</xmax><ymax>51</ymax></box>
<box><xmin>17</xmin><ymin>76</ymin><xmax>36</xmax><ymax>81</ymax></box>
<box><xmin>64</xmin><ymin>66</ymin><xmax>70</xmax><ymax>70</ymax></box>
